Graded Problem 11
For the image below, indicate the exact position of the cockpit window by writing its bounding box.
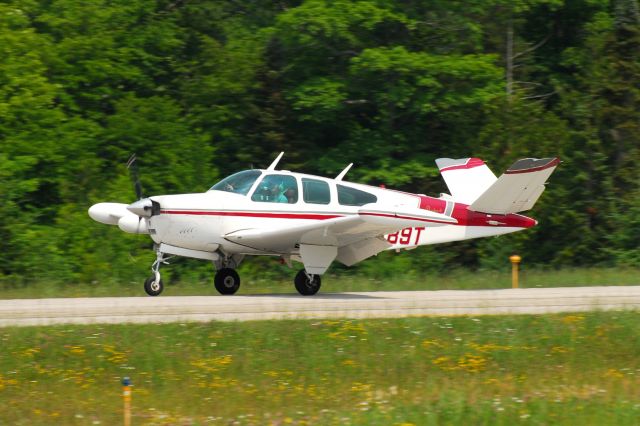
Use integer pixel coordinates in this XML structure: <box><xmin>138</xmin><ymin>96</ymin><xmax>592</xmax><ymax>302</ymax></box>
<box><xmin>209</xmin><ymin>170</ymin><xmax>262</xmax><ymax>195</ymax></box>
<box><xmin>251</xmin><ymin>174</ymin><xmax>298</xmax><ymax>203</ymax></box>
<box><xmin>337</xmin><ymin>184</ymin><xmax>377</xmax><ymax>206</ymax></box>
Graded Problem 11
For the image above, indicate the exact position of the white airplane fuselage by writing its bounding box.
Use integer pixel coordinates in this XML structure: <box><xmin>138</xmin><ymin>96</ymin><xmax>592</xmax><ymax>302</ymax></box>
<box><xmin>89</xmin><ymin>155</ymin><xmax>556</xmax><ymax>296</ymax></box>
<box><xmin>142</xmin><ymin>171</ymin><xmax>534</xmax><ymax>255</ymax></box>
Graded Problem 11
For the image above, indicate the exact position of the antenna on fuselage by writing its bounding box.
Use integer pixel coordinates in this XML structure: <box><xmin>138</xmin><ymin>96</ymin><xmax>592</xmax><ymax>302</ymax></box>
<box><xmin>335</xmin><ymin>163</ymin><xmax>353</xmax><ymax>181</ymax></box>
<box><xmin>266</xmin><ymin>152</ymin><xmax>284</xmax><ymax>171</ymax></box>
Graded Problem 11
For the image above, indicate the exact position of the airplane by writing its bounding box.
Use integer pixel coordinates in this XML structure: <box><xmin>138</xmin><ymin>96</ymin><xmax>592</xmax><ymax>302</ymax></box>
<box><xmin>88</xmin><ymin>153</ymin><xmax>559</xmax><ymax>296</ymax></box>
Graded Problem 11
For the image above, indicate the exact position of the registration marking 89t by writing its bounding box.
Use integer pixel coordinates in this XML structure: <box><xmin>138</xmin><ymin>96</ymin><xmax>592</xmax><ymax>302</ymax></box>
<box><xmin>386</xmin><ymin>227</ymin><xmax>425</xmax><ymax>245</ymax></box>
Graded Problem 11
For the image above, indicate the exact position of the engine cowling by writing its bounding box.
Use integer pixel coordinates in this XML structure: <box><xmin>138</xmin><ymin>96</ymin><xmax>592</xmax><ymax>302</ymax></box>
<box><xmin>117</xmin><ymin>214</ymin><xmax>149</xmax><ymax>234</ymax></box>
<box><xmin>88</xmin><ymin>203</ymin><xmax>130</xmax><ymax>225</ymax></box>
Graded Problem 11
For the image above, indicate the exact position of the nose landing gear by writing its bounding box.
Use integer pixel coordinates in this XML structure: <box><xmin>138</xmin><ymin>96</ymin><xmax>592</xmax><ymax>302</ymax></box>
<box><xmin>144</xmin><ymin>275</ymin><xmax>164</xmax><ymax>296</ymax></box>
<box><xmin>144</xmin><ymin>251</ymin><xmax>172</xmax><ymax>296</ymax></box>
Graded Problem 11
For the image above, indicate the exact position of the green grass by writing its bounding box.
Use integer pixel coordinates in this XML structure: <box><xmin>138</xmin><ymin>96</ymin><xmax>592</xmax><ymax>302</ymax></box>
<box><xmin>1</xmin><ymin>267</ymin><xmax>638</xmax><ymax>299</ymax></box>
<box><xmin>1</xmin><ymin>312</ymin><xmax>639</xmax><ymax>425</ymax></box>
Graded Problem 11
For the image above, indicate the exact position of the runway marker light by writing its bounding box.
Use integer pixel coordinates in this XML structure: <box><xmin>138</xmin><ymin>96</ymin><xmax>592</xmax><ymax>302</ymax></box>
<box><xmin>122</xmin><ymin>376</ymin><xmax>132</xmax><ymax>426</ymax></box>
<box><xmin>509</xmin><ymin>254</ymin><xmax>522</xmax><ymax>289</ymax></box>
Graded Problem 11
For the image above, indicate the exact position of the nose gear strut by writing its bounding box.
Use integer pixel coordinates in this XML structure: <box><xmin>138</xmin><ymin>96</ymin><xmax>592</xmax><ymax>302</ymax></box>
<box><xmin>144</xmin><ymin>250</ymin><xmax>173</xmax><ymax>296</ymax></box>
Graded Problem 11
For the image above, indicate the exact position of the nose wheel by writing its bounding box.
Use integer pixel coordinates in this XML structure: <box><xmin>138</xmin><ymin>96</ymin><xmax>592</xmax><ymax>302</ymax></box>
<box><xmin>144</xmin><ymin>275</ymin><xmax>164</xmax><ymax>296</ymax></box>
<box><xmin>294</xmin><ymin>269</ymin><xmax>321</xmax><ymax>296</ymax></box>
<box><xmin>215</xmin><ymin>268</ymin><xmax>241</xmax><ymax>295</ymax></box>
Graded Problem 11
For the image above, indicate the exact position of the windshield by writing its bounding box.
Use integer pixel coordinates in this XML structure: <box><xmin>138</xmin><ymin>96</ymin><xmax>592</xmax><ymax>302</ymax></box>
<box><xmin>209</xmin><ymin>170</ymin><xmax>262</xmax><ymax>195</ymax></box>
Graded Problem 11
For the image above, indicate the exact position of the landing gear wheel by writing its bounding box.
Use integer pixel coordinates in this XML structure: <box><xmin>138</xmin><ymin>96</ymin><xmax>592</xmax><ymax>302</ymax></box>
<box><xmin>294</xmin><ymin>269</ymin><xmax>321</xmax><ymax>296</ymax></box>
<box><xmin>215</xmin><ymin>268</ymin><xmax>241</xmax><ymax>295</ymax></box>
<box><xmin>144</xmin><ymin>275</ymin><xmax>164</xmax><ymax>296</ymax></box>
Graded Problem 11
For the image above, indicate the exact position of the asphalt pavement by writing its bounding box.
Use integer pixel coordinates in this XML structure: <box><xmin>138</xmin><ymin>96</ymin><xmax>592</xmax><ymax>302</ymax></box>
<box><xmin>1</xmin><ymin>286</ymin><xmax>639</xmax><ymax>327</ymax></box>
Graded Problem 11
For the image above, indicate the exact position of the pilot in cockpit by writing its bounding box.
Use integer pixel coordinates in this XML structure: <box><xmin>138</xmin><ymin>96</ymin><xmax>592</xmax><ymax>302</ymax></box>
<box><xmin>270</xmin><ymin>183</ymin><xmax>287</xmax><ymax>203</ymax></box>
<box><xmin>253</xmin><ymin>175</ymin><xmax>298</xmax><ymax>203</ymax></box>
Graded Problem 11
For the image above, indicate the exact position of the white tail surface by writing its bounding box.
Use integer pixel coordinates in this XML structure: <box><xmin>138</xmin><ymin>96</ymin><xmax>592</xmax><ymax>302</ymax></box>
<box><xmin>435</xmin><ymin>158</ymin><xmax>497</xmax><ymax>205</ymax></box>
<box><xmin>469</xmin><ymin>157</ymin><xmax>560</xmax><ymax>214</ymax></box>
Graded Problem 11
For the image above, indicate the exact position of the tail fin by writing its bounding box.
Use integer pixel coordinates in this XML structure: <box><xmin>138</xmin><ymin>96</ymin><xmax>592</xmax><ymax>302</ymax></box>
<box><xmin>469</xmin><ymin>157</ymin><xmax>560</xmax><ymax>214</ymax></box>
<box><xmin>435</xmin><ymin>158</ymin><xmax>497</xmax><ymax>205</ymax></box>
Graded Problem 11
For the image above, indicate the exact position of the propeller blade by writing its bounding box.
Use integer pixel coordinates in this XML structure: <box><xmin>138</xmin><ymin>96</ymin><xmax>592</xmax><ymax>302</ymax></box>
<box><xmin>127</xmin><ymin>154</ymin><xmax>144</xmax><ymax>200</ymax></box>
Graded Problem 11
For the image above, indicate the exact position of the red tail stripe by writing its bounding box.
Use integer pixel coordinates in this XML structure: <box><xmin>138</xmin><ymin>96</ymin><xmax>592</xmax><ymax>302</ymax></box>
<box><xmin>439</xmin><ymin>158</ymin><xmax>485</xmax><ymax>172</ymax></box>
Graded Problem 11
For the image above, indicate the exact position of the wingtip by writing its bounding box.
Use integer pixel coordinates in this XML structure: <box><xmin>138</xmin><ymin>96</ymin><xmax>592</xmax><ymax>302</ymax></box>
<box><xmin>505</xmin><ymin>157</ymin><xmax>561</xmax><ymax>174</ymax></box>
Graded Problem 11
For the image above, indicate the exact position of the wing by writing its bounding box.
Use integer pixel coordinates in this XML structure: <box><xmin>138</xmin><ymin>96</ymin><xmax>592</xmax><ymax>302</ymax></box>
<box><xmin>224</xmin><ymin>208</ymin><xmax>457</xmax><ymax>271</ymax></box>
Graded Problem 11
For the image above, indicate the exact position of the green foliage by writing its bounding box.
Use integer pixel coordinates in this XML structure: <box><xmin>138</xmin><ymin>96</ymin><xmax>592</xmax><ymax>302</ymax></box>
<box><xmin>1</xmin><ymin>0</ymin><xmax>639</xmax><ymax>284</ymax></box>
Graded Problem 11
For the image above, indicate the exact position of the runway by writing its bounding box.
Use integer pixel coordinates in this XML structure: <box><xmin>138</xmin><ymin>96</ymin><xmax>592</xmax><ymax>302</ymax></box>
<box><xmin>1</xmin><ymin>286</ymin><xmax>640</xmax><ymax>327</ymax></box>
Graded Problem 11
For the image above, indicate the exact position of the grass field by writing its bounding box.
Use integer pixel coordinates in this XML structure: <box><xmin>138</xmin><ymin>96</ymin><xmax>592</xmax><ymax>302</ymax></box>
<box><xmin>1</xmin><ymin>311</ymin><xmax>639</xmax><ymax>425</ymax></box>
<box><xmin>1</xmin><ymin>267</ymin><xmax>639</xmax><ymax>299</ymax></box>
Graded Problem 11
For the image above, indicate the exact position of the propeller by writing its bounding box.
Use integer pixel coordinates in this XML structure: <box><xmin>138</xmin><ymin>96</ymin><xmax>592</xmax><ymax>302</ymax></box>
<box><xmin>126</xmin><ymin>154</ymin><xmax>160</xmax><ymax>234</ymax></box>
<box><xmin>127</xmin><ymin>154</ymin><xmax>144</xmax><ymax>200</ymax></box>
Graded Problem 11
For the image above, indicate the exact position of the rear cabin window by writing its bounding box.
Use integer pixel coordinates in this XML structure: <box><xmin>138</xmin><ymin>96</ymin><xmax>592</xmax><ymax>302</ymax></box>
<box><xmin>251</xmin><ymin>174</ymin><xmax>298</xmax><ymax>203</ymax></box>
<box><xmin>302</xmin><ymin>178</ymin><xmax>330</xmax><ymax>204</ymax></box>
<box><xmin>337</xmin><ymin>184</ymin><xmax>377</xmax><ymax>206</ymax></box>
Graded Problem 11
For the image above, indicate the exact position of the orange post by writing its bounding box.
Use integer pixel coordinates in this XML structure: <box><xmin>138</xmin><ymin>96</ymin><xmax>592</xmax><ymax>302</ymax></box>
<box><xmin>509</xmin><ymin>255</ymin><xmax>522</xmax><ymax>288</ymax></box>
<box><xmin>122</xmin><ymin>377</ymin><xmax>132</xmax><ymax>426</ymax></box>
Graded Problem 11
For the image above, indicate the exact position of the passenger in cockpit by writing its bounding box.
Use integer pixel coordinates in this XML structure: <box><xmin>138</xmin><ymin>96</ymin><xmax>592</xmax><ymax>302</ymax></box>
<box><xmin>284</xmin><ymin>188</ymin><xmax>297</xmax><ymax>203</ymax></box>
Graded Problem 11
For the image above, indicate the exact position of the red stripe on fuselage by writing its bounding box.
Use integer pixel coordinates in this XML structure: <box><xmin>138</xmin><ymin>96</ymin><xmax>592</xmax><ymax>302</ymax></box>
<box><xmin>418</xmin><ymin>196</ymin><xmax>446</xmax><ymax>213</ymax></box>
<box><xmin>160</xmin><ymin>210</ymin><xmax>343</xmax><ymax>220</ymax></box>
<box><xmin>161</xmin><ymin>203</ymin><xmax>536</xmax><ymax>228</ymax></box>
<box><xmin>358</xmin><ymin>212</ymin><xmax>454</xmax><ymax>225</ymax></box>
<box><xmin>450</xmin><ymin>204</ymin><xmax>534</xmax><ymax>228</ymax></box>
<box><xmin>416</xmin><ymin>195</ymin><xmax>536</xmax><ymax>228</ymax></box>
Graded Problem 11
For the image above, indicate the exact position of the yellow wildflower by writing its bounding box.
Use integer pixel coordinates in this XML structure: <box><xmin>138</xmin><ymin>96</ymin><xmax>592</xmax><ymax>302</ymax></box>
<box><xmin>562</xmin><ymin>315</ymin><xmax>585</xmax><ymax>325</ymax></box>
<box><xmin>68</xmin><ymin>346</ymin><xmax>86</xmax><ymax>355</ymax></box>
<box><xmin>421</xmin><ymin>339</ymin><xmax>444</xmax><ymax>349</ymax></box>
<box><xmin>603</xmin><ymin>369</ymin><xmax>624</xmax><ymax>379</ymax></box>
<box><xmin>468</xmin><ymin>342</ymin><xmax>512</xmax><ymax>352</ymax></box>
<box><xmin>457</xmin><ymin>354</ymin><xmax>487</xmax><ymax>373</ymax></box>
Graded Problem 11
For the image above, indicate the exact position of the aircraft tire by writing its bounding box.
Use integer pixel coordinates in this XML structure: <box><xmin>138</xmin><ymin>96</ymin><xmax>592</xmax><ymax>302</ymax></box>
<box><xmin>144</xmin><ymin>275</ymin><xmax>164</xmax><ymax>296</ymax></box>
<box><xmin>215</xmin><ymin>268</ymin><xmax>241</xmax><ymax>295</ymax></box>
<box><xmin>294</xmin><ymin>270</ymin><xmax>321</xmax><ymax>296</ymax></box>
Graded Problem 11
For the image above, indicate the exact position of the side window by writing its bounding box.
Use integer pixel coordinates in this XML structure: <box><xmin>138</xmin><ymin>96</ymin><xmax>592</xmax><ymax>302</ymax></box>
<box><xmin>302</xmin><ymin>178</ymin><xmax>330</xmax><ymax>205</ymax></box>
<box><xmin>337</xmin><ymin>184</ymin><xmax>377</xmax><ymax>206</ymax></box>
<box><xmin>251</xmin><ymin>174</ymin><xmax>298</xmax><ymax>203</ymax></box>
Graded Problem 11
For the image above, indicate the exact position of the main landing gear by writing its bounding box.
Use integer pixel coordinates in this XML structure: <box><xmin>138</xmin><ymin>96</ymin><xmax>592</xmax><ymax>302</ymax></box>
<box><xmin>214</xmin><ymin>268</ymin><xmax>241</xmax><ymax>295</ymax></box>
<box><xmin>294</xmin><ymin>269</ymin><xmax>321</xmax><ymax>296</ymax></box>
<box><xmin>212</xmin><ymin>254</ymin><xmax>244</xmax><ymax>295</ymax></box>
<box><xmin>142</xmin><ymin>249</ymin><xmax>322</xmax><ymax>296</ymax></box>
